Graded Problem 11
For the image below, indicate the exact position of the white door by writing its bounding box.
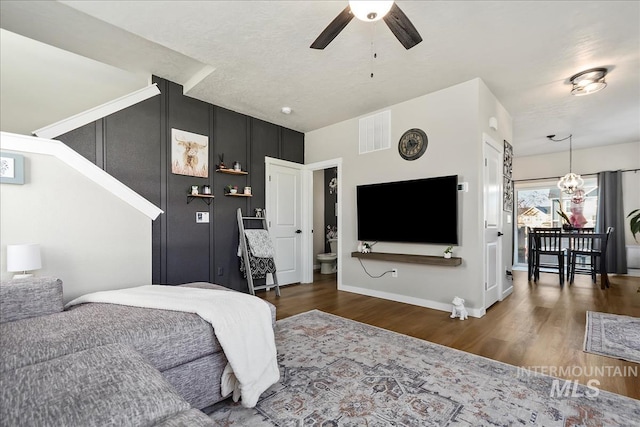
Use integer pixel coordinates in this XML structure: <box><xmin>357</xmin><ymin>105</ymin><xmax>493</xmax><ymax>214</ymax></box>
<box><xmin>266</xmin><ymin>160</ymin><xmax>303</xmax><ymax>285</ymax></box>
<box><xmin>483</xmin><ymin>134</ymin><xmax>503</xmax><ymax>310</ymax></box>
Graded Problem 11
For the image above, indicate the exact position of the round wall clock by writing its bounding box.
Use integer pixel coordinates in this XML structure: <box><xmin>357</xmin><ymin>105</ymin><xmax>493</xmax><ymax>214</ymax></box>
<box><xmin>398</xmin><ymin>128</ymin><xmax>428</xmax><ymax>160</ymax></box>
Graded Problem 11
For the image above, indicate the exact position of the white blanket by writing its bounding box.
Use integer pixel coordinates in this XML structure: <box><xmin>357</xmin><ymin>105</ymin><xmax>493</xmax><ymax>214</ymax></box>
<box><xmin>65</xmin><ymin>285</ymin><xmax>279</xmax><ymax>408</ymax></box>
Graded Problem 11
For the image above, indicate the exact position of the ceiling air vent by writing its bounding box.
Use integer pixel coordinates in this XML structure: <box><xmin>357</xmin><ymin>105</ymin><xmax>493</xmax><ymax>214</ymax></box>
<box><xmin>359</xmin><ymin>110</ymin><xmax>390</xmax><ymax>154</ymax></box>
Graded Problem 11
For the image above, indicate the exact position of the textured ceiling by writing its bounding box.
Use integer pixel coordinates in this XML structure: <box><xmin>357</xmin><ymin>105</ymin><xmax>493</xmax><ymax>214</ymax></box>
<box><xmin>1</xmin><ymin>1</ymin><xmax>638</xmax><ymax>157</ymax></box>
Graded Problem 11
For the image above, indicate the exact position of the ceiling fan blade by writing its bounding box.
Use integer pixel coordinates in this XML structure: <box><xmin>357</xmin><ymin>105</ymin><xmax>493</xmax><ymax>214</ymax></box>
<box><xmin>310</xmin><ymin>5</ymin><xmax>354</xmax><ymax>49</ymax></box>
<box><xmin>383</xmin><ymin>3</ymin><xmax>423</xmax><ymax>49</ymax></box>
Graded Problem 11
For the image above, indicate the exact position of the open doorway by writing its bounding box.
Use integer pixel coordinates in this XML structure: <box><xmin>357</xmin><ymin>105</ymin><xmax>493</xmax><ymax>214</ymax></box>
<box><xmin>313</xmin><ymin>167</ymin><xmax>338</xmax><ymax>275</ymax></box>
<box><xmin>305</xmin><ymin>159</ymin><xmax>342</xmax><ymax>285</ymax></box>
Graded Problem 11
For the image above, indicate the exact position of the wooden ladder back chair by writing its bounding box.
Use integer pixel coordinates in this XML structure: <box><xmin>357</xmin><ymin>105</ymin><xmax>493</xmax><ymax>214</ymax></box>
<box><xmin>531</xmin><ymin>227</ymin><xmax>566</xmax><ymax>286</ymax></box>
<box><xmin>526</xmin><ymin>227</ymin><xmax>538</xmax><ymax>281</ymax></box>
<box><xmin>569</xmin><ymin>227</ymin><xmax>614</xmax><ymax>284</ymax></box>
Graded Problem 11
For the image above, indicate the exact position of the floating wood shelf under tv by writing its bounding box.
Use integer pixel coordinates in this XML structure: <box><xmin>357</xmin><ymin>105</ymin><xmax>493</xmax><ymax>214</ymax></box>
<box><xmin>351</xmin><ymin>251</ymin><xmax>462</xmax><ymax>266</ymax></box>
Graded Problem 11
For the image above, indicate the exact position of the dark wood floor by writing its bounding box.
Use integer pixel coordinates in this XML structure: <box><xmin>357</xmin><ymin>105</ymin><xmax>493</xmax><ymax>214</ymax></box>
<box><xmin>259</xmin><ymin>270</ymin><xmax>640</xmax><ymax>400</ymax></box>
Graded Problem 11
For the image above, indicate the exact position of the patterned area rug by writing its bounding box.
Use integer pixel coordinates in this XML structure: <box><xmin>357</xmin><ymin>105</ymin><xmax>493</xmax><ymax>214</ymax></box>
<box><xmin>584</xmin><ymin>311</ymin><xmax>640</xmax><ymax>364</ymax></box>
<box><xmin>207</xmin><ymin>310</ymin><xmax>640</xmax><ymax>426</ymax></box>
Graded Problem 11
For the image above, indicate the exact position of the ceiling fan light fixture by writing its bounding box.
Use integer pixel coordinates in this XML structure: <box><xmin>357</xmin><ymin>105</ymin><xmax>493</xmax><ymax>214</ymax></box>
<box><xmin>348</xmin><ymin>1</ymin><xmax>394</xmax><ymax>22</ymax></box>
<box><xmin>570</xmin><ymin>67</ymin><xmax>608</xmax><ymax>96</ymax></box>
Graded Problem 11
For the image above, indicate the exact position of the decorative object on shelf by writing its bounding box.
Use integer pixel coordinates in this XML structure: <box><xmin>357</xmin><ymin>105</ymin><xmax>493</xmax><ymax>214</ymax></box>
<box><xmin>226</xmin><ymin>185</ymin><xmax>238</xmax><ymax>194</ymax></box>
<box><xmin>361</xmin><ymin>241</ymin><xmax>376</xmax><ymax>253</ymax></box>
<box><xmin>201</xmin><ymin>185</ymin><xmax>212</xmax><ymax>195</ymax></box>
<box><xmin>255</xmin><ymin>208</ymin><xmax>264</xmax><ymax>218</ymax></box>
<box><xmin>398</xmin><ymin>128</ymin><xmax>428</xmax><ymax>160</ymax></box>
<box><xmin>0</xmin><ymin>152</ymin><xmax>25</xmax><ymax>185</ymax></box>
<box><xmin>570</xmin><ymin>67</ymin><xmax>608</xmax><ymax>96</ymax></box>
<box><xmin>548</xmin><ymin>134</ymin><xmax>583</xmax><ymax>194</ymax></box>
<box><xmin>171</xmin><ymin>129</ymin><xmax>208</xmax><ymax>178</ymax></box>
<box><xmin>444</xmin><ymin>246</ymin><xmax>453</xmax><ymax>259</ymax></box>
<box><xmin>628</xmin><ymin>209</ymin><xmax>640</xmax><ymax>242</ymax></box>
<box><xmin>190</xmin><ymin>185</ymin><xmax>199</xmax><ymax>195</ymax></box>
<box><xmin>450</xmin><ymin>296</ymin><xmax>468</xmax><ymax>320</ymax></box>
<box><xmin>7</xmin><ymin>243</ymin><xmax>42</xmax><ymax>279</ymax></box>
<box><xmin>233</xmin><ymin>161</ymin><xmax>241</xmax><ymax>171</ymax></box>
<box><xmin>217</xmin><ymin>153</ymin><xmax>226</xmax><ymax>169</ymax></box>
<box><xmin>244</xmin><ymin>186</ymin><xmax>252</xmax><ymax>195</ymax></box>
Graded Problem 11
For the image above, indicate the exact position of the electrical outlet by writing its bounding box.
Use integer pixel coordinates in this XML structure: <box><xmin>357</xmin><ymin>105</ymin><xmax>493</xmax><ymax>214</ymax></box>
<box><xmin>392</xmin><ymin>268</ymin><xmax>398</xmax><ymax>278</ymax></box>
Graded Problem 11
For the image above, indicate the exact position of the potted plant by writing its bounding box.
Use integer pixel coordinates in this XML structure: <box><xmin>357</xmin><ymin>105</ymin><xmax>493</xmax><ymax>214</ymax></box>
<box><xmin>444</xmin><ymin>246</ymin><xmax>453</xmax><ymax>258</ymax></box>
<box><xmin>628</xmin><ymin>209</ymin><xmax>640</xmax><ymax>242</ymax></box>
<box><xmin>226</xmin><ymin>185</ymin><xmax>238</xmax><ymax>194</ymax></box>
<box><xmin>555</xmin><ymin>200</ymin><xmax>572</xmax><ymax>230</ymax></box>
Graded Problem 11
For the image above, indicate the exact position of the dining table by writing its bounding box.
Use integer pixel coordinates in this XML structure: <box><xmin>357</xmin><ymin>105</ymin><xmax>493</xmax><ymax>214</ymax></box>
<box><xmin>527</xmin><ymin>228</ymin><xmax>610</xmax><ymax>289</ymax></box>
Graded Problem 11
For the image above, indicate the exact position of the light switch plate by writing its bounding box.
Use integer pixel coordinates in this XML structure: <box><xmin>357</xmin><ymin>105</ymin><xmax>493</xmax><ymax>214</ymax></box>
<box><xmin>196</xmin><ymin>212</ymin><xmax>210</xmax><ymax>223</ymax></box>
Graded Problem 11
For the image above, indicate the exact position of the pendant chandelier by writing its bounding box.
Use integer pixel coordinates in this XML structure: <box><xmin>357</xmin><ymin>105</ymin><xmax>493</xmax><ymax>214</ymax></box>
<box><xmin>547</xmin><ymin>134</ymin><xmax>584</xmax><ymax>194</ymax></box>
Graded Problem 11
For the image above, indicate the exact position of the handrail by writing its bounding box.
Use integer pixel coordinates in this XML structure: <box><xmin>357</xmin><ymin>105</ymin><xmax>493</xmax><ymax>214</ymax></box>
<box><xmin>0</xmin><ymin>131</ymin><xmax>163</xmax><ymax>220</ymax></box>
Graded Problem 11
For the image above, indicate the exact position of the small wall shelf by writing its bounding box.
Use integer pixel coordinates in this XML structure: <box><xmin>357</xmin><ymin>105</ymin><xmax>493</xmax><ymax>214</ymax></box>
<box><xmin>351</xmin><ymin>251</ymin><xmax>462</xmax><ymax>266</ymax></box>
<box><xmin>225</xmin><ymin>193</ymin><xmax>252</xmax><ymax>197</ymax></box>
<box><xmin>216</xmin><ymin>168</ymin><xmax>248</xmax><ymax>175</ymax></box>
<box><xmin>187</xmin><ymin>194</ymin><xmax>214</xmax><ymax>205</ymax></box>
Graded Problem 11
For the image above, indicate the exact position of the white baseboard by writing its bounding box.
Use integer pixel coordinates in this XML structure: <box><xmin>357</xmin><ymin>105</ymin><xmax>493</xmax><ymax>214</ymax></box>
<box><xmin>338</xmin><ymin>284</ymin><xmax>485</xmax><ymax>318</ymax></box>
<box><xmin>502</xmin><ymin>285</ymin><xmax>514</xmax><ymax>299</ymax></box>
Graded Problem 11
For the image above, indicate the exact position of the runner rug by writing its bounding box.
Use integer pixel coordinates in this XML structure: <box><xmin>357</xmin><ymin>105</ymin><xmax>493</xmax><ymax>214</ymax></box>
<box><xmin>583</xmin><ymin>311</ymin><xmax>640</xmax><ymax>364</ymax></box>
<box><xmin>207</xmin><ymin>310</ymin><xmax>639</xmax><ymax>426</ymax></box>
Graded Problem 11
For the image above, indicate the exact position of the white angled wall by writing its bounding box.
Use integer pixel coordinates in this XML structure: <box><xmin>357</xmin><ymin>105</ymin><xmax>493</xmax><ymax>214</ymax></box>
<box><xmin>1</xmin><ymin>151</ymin><xmax>154</xmax><ymax>302</ymax></box>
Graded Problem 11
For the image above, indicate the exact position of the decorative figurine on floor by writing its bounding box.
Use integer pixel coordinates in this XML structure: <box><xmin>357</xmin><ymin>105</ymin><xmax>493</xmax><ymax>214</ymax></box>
<box><xmin>450</xmin><ymin>296</ymin><xmax>468</xmax><ymax>320</ymax></box>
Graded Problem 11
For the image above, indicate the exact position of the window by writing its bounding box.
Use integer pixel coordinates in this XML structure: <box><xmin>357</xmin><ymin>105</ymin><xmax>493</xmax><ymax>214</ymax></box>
<box><xmin>514</xmin><ymin>178</ymin><xmax>598</xmax><ymax>267</ymax></box>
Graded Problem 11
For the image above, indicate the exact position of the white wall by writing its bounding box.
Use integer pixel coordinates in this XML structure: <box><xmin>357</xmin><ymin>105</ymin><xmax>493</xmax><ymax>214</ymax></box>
<box><xmin>305</xmin><ymin>78</ymin><xmax>513</xmax><ymax>315</ymax></box>
<box><xmin>1</xmin><ymin>152</ymin><xmax>153</xmax><ymax>302</ymax></box>
<box><xmin>513</xmin><ymin>141</ymin><xmax>640</xmax><ymax>248</ymax></box>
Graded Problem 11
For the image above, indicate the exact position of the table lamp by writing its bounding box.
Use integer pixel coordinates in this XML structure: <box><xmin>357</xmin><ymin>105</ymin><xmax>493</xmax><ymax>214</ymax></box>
<box><xmin>7</xmin><ymin>244</ymin><xmax>42</xmax><ymax>279</ymax></box>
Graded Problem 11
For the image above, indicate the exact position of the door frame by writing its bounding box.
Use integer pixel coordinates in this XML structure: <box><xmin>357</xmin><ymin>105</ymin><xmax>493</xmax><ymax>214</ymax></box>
<box><xmin>302</xmin><ymin>158</ymin><xmax>343</xmax><ymax>285</ymax></box>
<box><xmin>265</xmin><ymin>157</ymin><xmax>343</xmax><ymax>286</ymax></box>
<box><xmin>482</xmin><ymin>132</ymin><xmax>504</xmax><ymax>312</ymax></box>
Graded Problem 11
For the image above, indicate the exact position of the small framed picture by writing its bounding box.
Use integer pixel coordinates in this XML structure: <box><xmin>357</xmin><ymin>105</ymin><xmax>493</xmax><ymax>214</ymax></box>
<box><xmin>0</xmin><ymin>152</ymin><xmax>25</xmax><ymax>184</ymax></box>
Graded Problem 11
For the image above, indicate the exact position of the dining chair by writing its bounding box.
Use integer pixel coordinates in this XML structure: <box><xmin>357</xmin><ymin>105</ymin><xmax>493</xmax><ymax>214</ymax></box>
<box><xmin>531</xmin><ymin>227</ymin><xmax>566</xmax><ymax>286</ymax></box>
<box><xmin>569</xmin><ymin>227</ymin><xmax>614</xmax><ymax>284</ymax></box>
<box><xmin>526</xmin><ymin>227</ymin><xmax>537</xmax><ymax>281</ymax></box>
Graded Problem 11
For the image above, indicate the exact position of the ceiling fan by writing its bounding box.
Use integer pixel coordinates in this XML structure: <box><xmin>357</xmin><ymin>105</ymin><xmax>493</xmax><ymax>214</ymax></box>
<box><xmin>310</xmin><ymin>1</ymin><xmax>422</xmax><ymax>50</ymax></box>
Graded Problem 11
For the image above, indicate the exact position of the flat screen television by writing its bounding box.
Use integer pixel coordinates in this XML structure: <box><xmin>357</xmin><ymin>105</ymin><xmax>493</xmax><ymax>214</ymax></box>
<box><xmin>356</xmin><ymin>175</ymin><xmax>459</xmax><ymax>245</ymax></box>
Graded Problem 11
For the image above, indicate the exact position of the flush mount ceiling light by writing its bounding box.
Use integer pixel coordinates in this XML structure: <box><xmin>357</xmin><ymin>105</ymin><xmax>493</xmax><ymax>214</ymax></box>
<box><xmin>281</xmin><ymin>107</ymin><xmax>292</xmax><ymax>114</ymax></box>
<box><xmin>570</xmin><ymin>68</ymin><xmax>608</xmax><ymax>96</ymax></box>
<box><xmin>547</xmin><ymin>134</ymin><xmax>584</xmax><ymax>194</ymax></box>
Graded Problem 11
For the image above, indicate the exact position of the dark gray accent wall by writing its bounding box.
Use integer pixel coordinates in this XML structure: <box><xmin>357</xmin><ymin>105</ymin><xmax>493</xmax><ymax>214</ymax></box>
<box><xmin>57</xmin><ymin>76</ymin><xmax>304</xmax><ymax>291</ymax></box>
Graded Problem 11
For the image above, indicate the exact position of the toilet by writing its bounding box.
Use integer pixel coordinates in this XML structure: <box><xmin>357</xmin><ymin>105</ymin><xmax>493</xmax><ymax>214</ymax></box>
<box><xmin>317</xmin><ymin>238</ymin><xmax>338</xmax><ymax>274</ymax></box>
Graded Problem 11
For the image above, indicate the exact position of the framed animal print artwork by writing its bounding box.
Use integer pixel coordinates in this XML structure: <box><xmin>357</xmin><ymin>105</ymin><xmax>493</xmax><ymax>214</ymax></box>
<box><xmin>171</xmin><ymin>129</ymin><xmax>209</xmax><ymax>178</ymax></box>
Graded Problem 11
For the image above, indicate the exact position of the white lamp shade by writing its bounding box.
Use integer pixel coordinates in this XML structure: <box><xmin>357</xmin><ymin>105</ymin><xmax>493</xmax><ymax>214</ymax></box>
<box><xmin>7</xmin><ymin>244</ymin><xmax>42</xmax><ymax>272</ymax></box>
<box><xmin>349</xmin><ymin>1</ymin><xmax>394</xmax><ymax>22</ymax></box>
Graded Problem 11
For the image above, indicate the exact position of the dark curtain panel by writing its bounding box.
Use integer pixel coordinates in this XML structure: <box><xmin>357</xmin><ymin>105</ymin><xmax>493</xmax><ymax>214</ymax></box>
<box><xmin>596</xmin><ymin>170</ymin><xmax>627</xmax><ymax>274</ymax></box>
